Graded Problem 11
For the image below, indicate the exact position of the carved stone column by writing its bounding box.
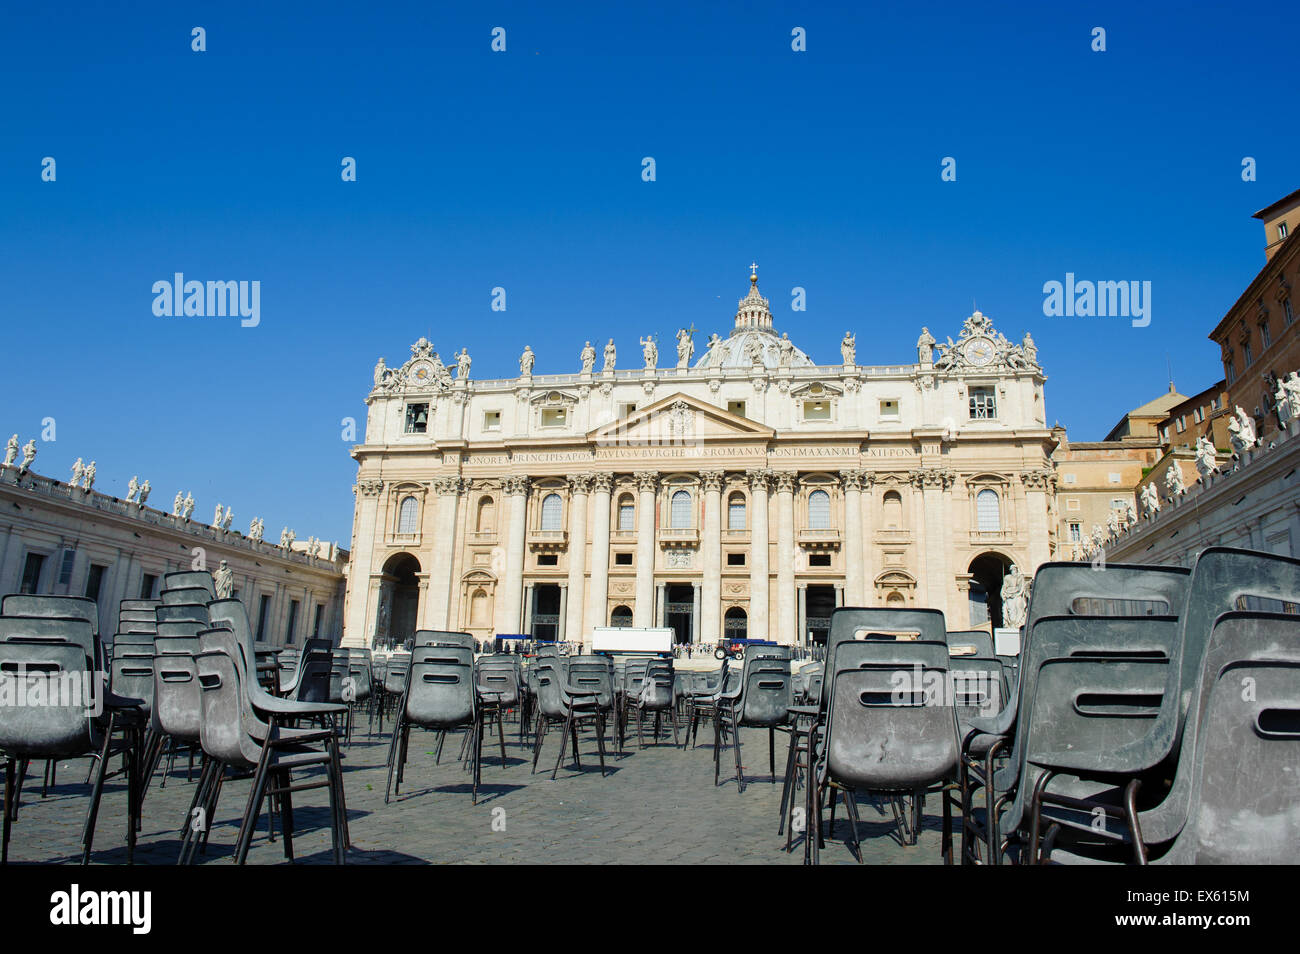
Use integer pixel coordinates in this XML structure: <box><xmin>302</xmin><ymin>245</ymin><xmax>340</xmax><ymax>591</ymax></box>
<box><xmin>747</xmin><ymin>469</ymin><xmax>771</xmax><ymax>639</ymax></box>
<box><xmin>499</xmin><ymin>475</ymin><xmax>530</xmax><ymax>634</ymax></box>
<box><xmin>586</xmin><ymin>473</ymin><xmax>613</xmax><ymax>630</ymax></box>
<box><xmin>774</xmin><ymin>472</ymin><xmax>797</xmax><ymax>645</ymax></box>
<box><xmin>634</xmin><ymin>471</ymin><xmax>658</xmax><ymax>627</ymax></box>
<box><xmin>699</xmin><ymin>471</ymin><xmax>724</xmax><ymax>646</ymax></box>
<box><xmin>426</xmin><ymin>476</ymin><xmax>466</xmax><ymax>629</ymax></box>
<box><xmin>564</xmin><ymin>474</ymin><xmax>591</xmax><ymax>641</ymax></box>
<box><xmin>344</xmin><ymin>478</ymin><xmax>385</xmax><ymax>645</ymax></box>
<box><xmin>1021</xmin><ymin>469</ymin><xmax>1054</xmax><ymax>573</ymax></box>
<box><xmin>840</xmin><ymin>469</ymin><xmax>865</xmax><ymax>605</ymax></box>
<box><xmin>912</xmin><ymin>468</ymin><xmax>954</xmax><ymax>621</ymax></box>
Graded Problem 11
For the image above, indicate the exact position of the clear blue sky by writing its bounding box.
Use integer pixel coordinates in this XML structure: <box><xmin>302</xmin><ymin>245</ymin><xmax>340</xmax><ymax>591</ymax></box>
<box><xmin>3</xmin><ymin>1</ymin><xmax>1297</xmax><ymax>544</ymax></box>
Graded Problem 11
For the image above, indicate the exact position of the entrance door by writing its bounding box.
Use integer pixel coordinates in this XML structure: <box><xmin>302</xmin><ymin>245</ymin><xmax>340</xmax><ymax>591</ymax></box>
<box><xmin>724</xmin><ymin>607</ymin><xmax>747</xmax><ymax>641</ymax></box>
<box><xmin>531</xmin><ymin>584</ymin><xmax>561</xmax><ymax>642</ymax></box>
<box><xmin>665</xmin><ymin>583</ymin><xmax>694</xmax><ymax>645</ymax></box>
<box><xmin>805</xmin><ymin>584</ymin><xmax>836</xmax><ymax>645</ymax></box>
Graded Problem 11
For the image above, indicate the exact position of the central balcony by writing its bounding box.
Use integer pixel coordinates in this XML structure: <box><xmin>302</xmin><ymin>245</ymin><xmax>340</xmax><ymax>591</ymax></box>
<box><xmin>658</xmin><ymin>527</ymin><xmax>699</xmax><ymax>548</ymax></box>
<box><xmin>797</xmin><ymin>528</ymin><xmax>841</xmax><ymax>550</ymax></box>
<box><xmin>527</xmin><ymin>529</ymin><xmax>568</xmax><ymax>552</ymax></box>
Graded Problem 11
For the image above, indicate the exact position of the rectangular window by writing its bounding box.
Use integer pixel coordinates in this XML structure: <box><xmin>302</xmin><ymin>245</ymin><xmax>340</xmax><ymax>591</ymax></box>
<box><xmin>57</xmin><ymin>548</ymin><xmax>77</xmax><ymax>586</ymax></box>
<box><xmin>1063</xmin><ymin>473</ymin><xmax>1077</xmax><ymax>484</ymax></box>
<box><xmin>618</xmin><ymin>502</ymin><xmax>635</xmax><ymax>531</ymax></box>
<box><xmin>879</xmin><ymin>399</ymin><xmax>900</xmax><ymax>420</ymax></box>
<box><xmin>726</xmin><ymin>400</ymin><xmax>746</xmax><ymax>418</ymax></box>
<box><xmin>1109</xmin><ymin>473</ymin><xmax>1122</xmax><ymax>483</ymax></box>
<box><xmin>85</xmin><ymin>564</ymin><xmax>107</xmax><ymax>603</ymax></box>
<box><xmin>1111</xmin><ymin>498</ymin><xmax>1127</xmax><ymax>510</ymax></box>
<box><xmin>483</xmin><ymin>410</ymin><xmax>501</xmax><ymax>431</ymax></box>
<box><xmin>1285</xmin><ymin>298</ymin><xmax>1294</xmax><ymax>326</ymax></box>
<box><xmin>1261</xmin><ymin>321</ymin><xmax>1272</xmax><ymax>347</ymax></box>
<box><xmin>1193</xmin><ymin>408</ymin><xmax>1204</xmax><ymax>424</ymax></box>
<box><xmin>1069</xmin><ymin>522</ymin><xmax>1082</xmax><ymax>542</ymax></box>
<box><xmin>808</xmin><ymin>554</ymin><xmax>831</xmax><ymax>567</ymax></box>
<box><xmin>1243</xmin><ymin>340</ymin><xmax>1253</xmax><ymax>365</ymax></box>
<box><xmin>968</xmin><ymin>387</ymin><xmax>996</xmax><ymax>419</ymax></box>
<box><xmin>1227</xmin><ymin>360</ymin><xmax>1237</xmax><ymax>384</ymax></box>
<box><xmin>1281</xmin><ymin>222</ymin><xmax>1290</xmax><ymax>240</ymax></box>
<box><xmin>1175</xmin><ymin>416</ymin><xmax>1186</xmax><ymax>433</ymax></box>
<box><xmin>540</xmin><ymin>407</ymin><xmax>567</xmax><ymax>427</ymax></box>
<box><xmin>1160</xmin><ymin>426</ymin><xmax>1170</xmax><ymax>443</ymax></box>
<box><xmin>726</xmin><ymin>552</ymin><xmax>746</xmax><ymax>566</ymax></box>
<box><xmin>619</xmin><ymin>403</ymin><xmax>637</xmax><ymax>418</ymax></box>
<box><xmin>537</xmin><ymin>553</ymin><xmax>558</xmax><ymax>566</ymax></box>
<box><xmin>286</xmin><ymin>599</ymin><xmax>300</xmax><ymax>645</ymax></box>
<box><xmin>803</xmin><ymin>400</ymin><xmax>831</xmax><ymax>421</ymax></box>
<box><xmin>728</xmin><ymin>499</ymin><xmax>746</xmax><ymax>530</ymax></box>
<box><xmin>312</xmin><ymin>604</ymin><xmax>324</xmax><ymax>638</ymax></box>
<box><xmin>614</xmin><ymin>552</ymin><xmax>633</xmax><ymax>566</ymax></box>
<box><xmin>139</xmin><ymin>573</ymin><xmax>158</xmax><ymax>600</ymax></box>
<box><xmin>404</xmin><ymin>403</ymin><xmax>429</xmax><ymax>434</ymax></box>
<box><xmin>256</xmin><ymin>594</ymin><xmax>272</xmax><ymax>641</ymax></box>
<box><xmin>20</xmin><ymin>553</ymin><xmax>45</xmax><ymax>594</ymax></box>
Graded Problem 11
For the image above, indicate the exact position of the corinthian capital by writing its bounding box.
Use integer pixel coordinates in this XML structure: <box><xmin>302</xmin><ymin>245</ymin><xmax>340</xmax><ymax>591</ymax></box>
<box><xmin>700</xmin><ymin>470</ymin><xmax>725</xmax><ymax>493</ymax></box>
<box><xmin>568</xmin><ymin>473</ymin><xmax>593</xmax><ymax>496</ymax></box>
<box><xmin>774</xmin><ymin>471</ymin><xmax>798</xmax><ymax>494</ymax></box>
<box><xmin>746</xmin><ymin>468</ymin><xmax>772</xmax><ymax>492</ymax></box>
<box><xmin>589</xmin><ymin>472</ymin><xmax>614</xmax><ymax>494</ymax></box>
<box><xmin>432</xmin><ymin>475</ymin><xmax>464</xmax><ymax>496</ymax></box>
<box><xmin>1021</xmin><ymin>469</ymin><xmax>1054</xmax><ymax>490</ymax></box>
<box><xmin>501</xmin><ymin>475</ymin><xmax>531</xmax><ymax>496</ymax></box>
<box><xmin>839</xmin><ymin>469</ymin><xmax>864</xmax><ymax>491</ymax></box>
<box><xmin>634</xmin><ymin>471</ymin><xmax>658</xmax><ymax>493</ymax></box>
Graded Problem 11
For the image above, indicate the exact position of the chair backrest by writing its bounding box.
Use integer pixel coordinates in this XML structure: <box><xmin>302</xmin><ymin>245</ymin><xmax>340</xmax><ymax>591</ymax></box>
<box><xmin>2</xmin><ymin>594</ymin><xmax>100</xmax><ymax>637</ymax></box>
<box><xmin>1158</xmin><ymin>612</ymin><xmax>1300</xmax><ymax>863</ymax></box>
<box><xmin>639</xmin><ymin>660</ymin><xmax>674</xmax><ymax>709</ymax></box>
<box><xmin>821</xmin><ymin>607</ymin><xmax>947</xmax><ymax>714</ymax></box>
<box><xmin>153</xmin><ymin>642</ymin><xmax>201</xmax><ymax>740</ymax></box>
<box><xmin>478</xmin><ymin>667</ymin><xmax>521</xmax><ymax>708</ymax></box>
<box><xmin>157</xmin><ymin>619</ymin><xmax>205</xmax><ymax>637</ymax></box>
<box><xmin>532</xmin><ymin>660</ymin><xmax>567</xmax><ymax>719</ymax></box>
<box><xmin>946</xmin><ymin>631</ymin><xmax>995</xmax><ymax>658</ymax></box>
<box><xmin>565</xmin><ymin>660</ymin><xmax>613</xmax><ymax>710</ymax></box>
<box><xmin>0</xmin><ymin>615</ymin><xmax>98</xmax><ymax>673</ymax></box>
<box><xmin>163</xmin><ymin>570</ymin><xmax>216</xmax><ymax>599</ymax></box>
<box><xmin>156</xmin><ymin>603</ymin><xmax>209</xmax><ymax>625</ymax></box>
<box><xmin>161</xmin><ymin>587</ymin><xmax>213</xmax><ymax>607</ymax></box>
<box><xmin>118</xmin><ymin>610</ymin><xmax>158</xmax><ymax>624</ymax></box>
<box><xmin>740</xmin><ymin>658</ymin><xmax>792</xmax><ymax>727</ymax></box>
<box><xmin>405</xmin><ymin>655</ymin><xmax>476</xmax><ymax>728</ymax></box>
<box><xmin>110</xmin><ymin>652</ymin><xmax>155</xmax><ymax>715</ymax></box>
<box><xmin>383</xmin><ymin>653</ymin><xmax>411</xmax><ymax>694</ymax></box>
<box><xmin>1023</xmin><ymin>562</ymin><xmax>1190</xmax><ymax>624</ymax></box>
<box><xmin>119</xmin><ymin>599</ymin><xmax>160</xmax><ymax>613</ymax></box>
<box><xmin>823</xmin><ymin>639</ymin><xmax>958</xmax><ymax>791</ymax></box>
<box><xmin>0</xmin><ymin>641</ymin><xmax>95</xmax><ymax>757</ymax></box>
<box><xmin>413</xmin><ymin>630</ymin><xmax>476</xmax><ymax>650</ymax></box>
<box><xmin>195</xmin><ymin>637</ymin><xmax>258</xmax><ymax>769</ymax></box>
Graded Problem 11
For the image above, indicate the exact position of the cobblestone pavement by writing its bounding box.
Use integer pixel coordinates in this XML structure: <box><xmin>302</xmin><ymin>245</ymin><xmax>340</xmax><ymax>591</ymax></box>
<box><xmin>4</xmin><ymin>714</ymin><xmax>948</xmax><ymax>865</ymax></box>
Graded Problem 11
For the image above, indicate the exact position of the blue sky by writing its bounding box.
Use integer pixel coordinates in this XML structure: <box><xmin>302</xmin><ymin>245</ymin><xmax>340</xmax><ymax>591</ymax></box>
<box><xmin>3</xmin><ymin>1</ymin><xmax>1297</xmax><ymax>544</ymax></box>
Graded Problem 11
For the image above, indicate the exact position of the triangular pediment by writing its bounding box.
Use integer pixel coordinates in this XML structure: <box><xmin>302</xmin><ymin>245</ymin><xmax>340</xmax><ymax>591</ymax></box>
<box><xmin>588</xmin><ymin>392</ymin><xmax>774</xmax><ymax>443</ymax></box>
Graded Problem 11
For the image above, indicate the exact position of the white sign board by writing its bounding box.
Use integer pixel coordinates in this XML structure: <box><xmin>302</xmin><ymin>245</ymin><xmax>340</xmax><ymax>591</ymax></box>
<box><xmin>590</xmin><ymin>627</ymin><xmax>674</xmax><ymax>654</ymax></box>
<box><xmin>993</xmin><ymin>627</ymin><xmax>1021</xmax><ymax>657</ymax></box>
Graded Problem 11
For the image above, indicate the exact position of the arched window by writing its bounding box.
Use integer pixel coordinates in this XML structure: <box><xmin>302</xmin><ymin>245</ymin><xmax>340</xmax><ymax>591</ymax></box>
<box><xmin>670</xmin><ymin>490</ymin><xmax>692</xmax><ymax>528</ymax></box>
<box><xmin>727</xmin><ymin>492</ymin><xmax>747</xmax><ymax>530</ymax></box>
<box><xmin>977</xmin><ymin>489</ymin><xmax>1001</xmax><ymax>532</ymax></box>
<box><xmin>808</xmin><ymin>490</ymin><xmax>831</xmax><ymax>530</ymax></box>
<box><xmin>618</xmin><ymin>494</ymin><xmax>635</xmax><ymax>531</ymax></box>
<box><xmin>882</xmin><ymin>490</ymin><xmax>903</xmax><ymax>529</ymax></box>
<box><xmin>476</xmin><ymin>496</ymin><xmax>495</xmax><ymax>532</ymax></box>
<box><xmin>610</xmin><ymin>605</ymin><xmax>633</xmax><ymax>628</ymax></box>
<box><xmin>469</xmin><ymin>588</ymin><xmax>488</xmax><ymax>625</ymax></box>
<box><xmin>397</xmin><ymin>495</ymin><xmax>419</xmax><ymax>534</ymax></box>
<box><xmin>540</xmin><ymin>493</ymin><xmax>563</xmax><ymax>531</ymax></box>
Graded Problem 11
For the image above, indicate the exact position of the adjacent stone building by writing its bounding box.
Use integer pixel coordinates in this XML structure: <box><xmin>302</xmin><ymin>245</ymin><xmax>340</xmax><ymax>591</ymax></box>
<box><xmin>344</xmin><ymin>270</ymin><xmax>1058</xmax><ymax>646</ymax></box>
<box><xmin>0</xmin><ymin>464</ymin><xmax>347</xmax><ymax>645</ymax></box>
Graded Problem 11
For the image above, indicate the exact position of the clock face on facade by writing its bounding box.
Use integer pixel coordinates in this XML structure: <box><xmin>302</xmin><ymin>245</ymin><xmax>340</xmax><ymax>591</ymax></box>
<box><xmin>411</xmin><ymin>363</ymin><xmax>432</xmax><ymax>384</ymax></box>
<box><xmin>963</xmin><ymin>336</ymin><xmax>995</xmax><ymax>367</ymax></box>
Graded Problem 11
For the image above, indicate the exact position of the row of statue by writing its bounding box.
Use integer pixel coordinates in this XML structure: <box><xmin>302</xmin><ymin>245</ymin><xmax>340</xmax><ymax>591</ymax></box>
<box><xmin>2</xmin><ymin>435</ymin><xmax>38</xmax><ymax>475</ymax></box>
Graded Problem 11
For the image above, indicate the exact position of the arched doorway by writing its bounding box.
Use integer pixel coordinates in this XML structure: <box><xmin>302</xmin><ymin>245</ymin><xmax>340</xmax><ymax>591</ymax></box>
<box><xmin>380</xmin><ymin>553</ymin><xmax>421</xmax><ymax>648</ymax></box>
<box><xmin>724</xmin><ymin>606</ymin><xmax>747</xmax><ymax>641</ymax></box>
<box><xmin>610</xmin><ymin>605</ymin><xmax>633</xmax><ymax>628</ymax></box>
<box><xmin>805</xmin><ymin>585</ymin><xmax>836</xmax><ymax>644</ymax></box>
<box><xmin>967</xmin><ymin>552</ymin><xmax>1012</xmax><ymax>629</ymax></box>
<box><xmin>665</xmin><ymin>583</ymin><xmax>694</xmax><ymax>644</ymax></box>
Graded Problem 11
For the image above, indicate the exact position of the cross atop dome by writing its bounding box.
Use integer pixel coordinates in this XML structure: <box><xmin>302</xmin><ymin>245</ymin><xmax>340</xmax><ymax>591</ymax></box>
<box><xmin>735</xmin><ymin>264</ymin><xmax>772</xmax><ymax>332</ymax></box>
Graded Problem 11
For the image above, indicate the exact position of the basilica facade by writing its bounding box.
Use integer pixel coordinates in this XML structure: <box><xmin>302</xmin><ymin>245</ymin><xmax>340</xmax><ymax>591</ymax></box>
<box><xmin>342</xmin><ymin>271</ymin><xmax>1057</xmax><ymax>647</ymax></box>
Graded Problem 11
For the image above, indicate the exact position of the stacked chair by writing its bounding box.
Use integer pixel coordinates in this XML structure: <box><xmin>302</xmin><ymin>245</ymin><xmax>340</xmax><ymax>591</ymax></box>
<box><xmin>714</xmin><ymin>645</ymin><xmax>792</xmax><ymax>792</ymax></box>
<box><xmin>802</xmin><ymin>608</ymin><xmax>962</xmax><ymax>865</ymax></box>
<box><xmin>960</xmin><ymin>548</ymin><xmax>1300</xmax><ymax>865</ymax></box>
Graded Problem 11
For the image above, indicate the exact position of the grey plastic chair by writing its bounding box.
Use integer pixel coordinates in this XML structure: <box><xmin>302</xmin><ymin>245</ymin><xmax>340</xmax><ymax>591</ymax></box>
<box><xmin>810</xmin><ymin>638</ymin><xmax>960</xmax><ymax>864</ymax></box>
<box><xmin>162</xmin><ymin>571</ymin><xmax>216</xmax><ymax>599</ymax></box>
<box><xmin>187</xmin><ymin>630</ymin><xmax>346</xmax><ymax>864</ymax></box>
<box><xmin>386</xmin><ymin>646</ymin><xmax>481</xmax><ymax>804</ymax></box>
<box><xmin>548</xmin><ymin>657</ymin><xmax>612</xmax><ymax>779</ymax></box>
<box><xmin>633</xmin><ymin>659</ymin><xmax>679</xmax><ymax>750</ymax></box>
<box><xmin>717</xmin><ymin>654</ymin><xmax>792</xmax><ymax>792</ymax></box>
